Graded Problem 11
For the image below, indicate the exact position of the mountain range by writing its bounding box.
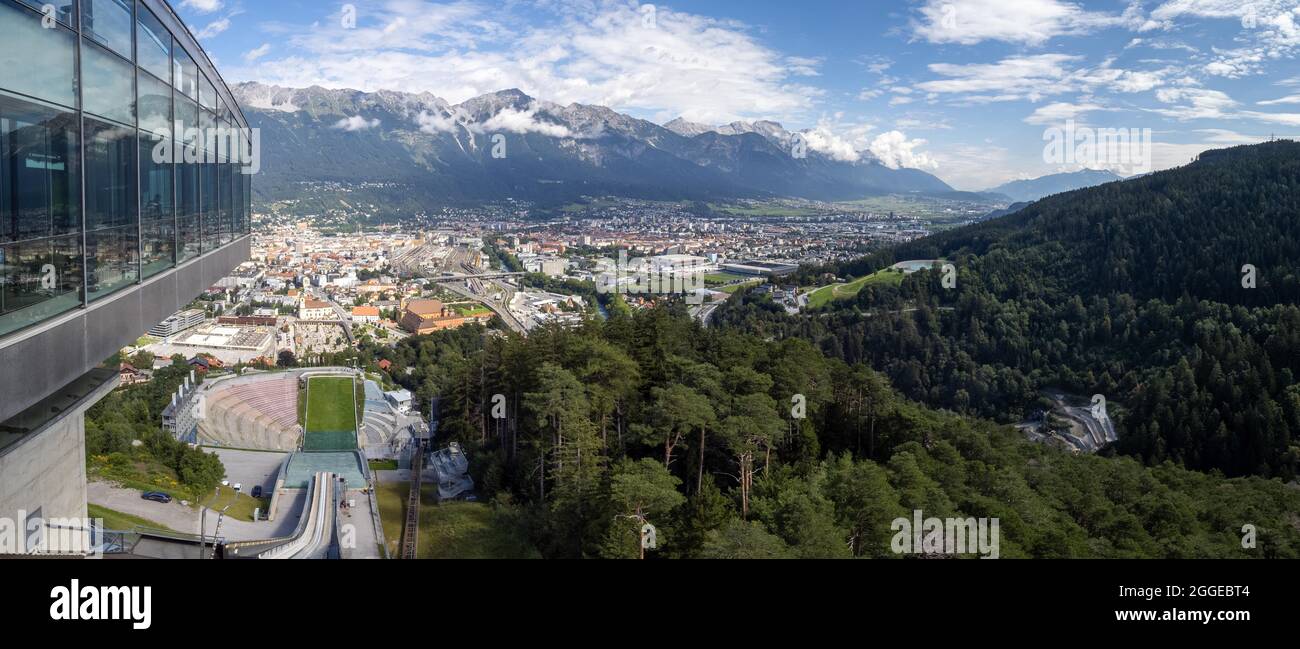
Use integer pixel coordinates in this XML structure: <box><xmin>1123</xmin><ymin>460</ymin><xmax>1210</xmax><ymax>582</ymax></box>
<box><xmin>233</xmin><ymin>83</ymin><xmax>957</xmax><ymax>207</ymax></box>
<box><xmin>983</xmin><ymin>169</ymin><xmax>1125</xmax><ymax>203</ymax></box>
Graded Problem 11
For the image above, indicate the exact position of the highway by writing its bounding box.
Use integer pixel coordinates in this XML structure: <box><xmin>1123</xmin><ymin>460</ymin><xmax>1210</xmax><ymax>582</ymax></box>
<box><xmin>394</xmin><ymin>244</ymin><xmax>531</xmax><ymax>335</ymax></box>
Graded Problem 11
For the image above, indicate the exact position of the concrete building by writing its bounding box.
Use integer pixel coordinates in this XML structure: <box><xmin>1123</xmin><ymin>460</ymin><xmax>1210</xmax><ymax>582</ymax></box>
<box><xmin>148</xmin><ymin>308</ymin><xmax>207</xmax><ymax>337</ymax></box>
<box><xmin>151</xmin><ymin>324</ymin><xmax>277</xmax><ymax>366</ymax></box>
<box><xmin>0</xmin><ymin>0</ymin><xmax>252</xmax><ymax>552</ymax></box>
<box><xmin>385</xmin><ymin>389</ymin><xmax>414</xmax><ymax>413</ymax></box>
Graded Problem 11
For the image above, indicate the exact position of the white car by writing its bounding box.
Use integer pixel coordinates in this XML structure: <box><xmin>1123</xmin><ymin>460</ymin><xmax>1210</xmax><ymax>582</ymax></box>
<box><xmin>221</xmin><ymin>480</ymin><xmax>230</xmax><ymax>487</ymax></box>
<box><xmin>233</xmin><ymin>483</ymin><xmax>242</xmax><ymax>492</ymax></box>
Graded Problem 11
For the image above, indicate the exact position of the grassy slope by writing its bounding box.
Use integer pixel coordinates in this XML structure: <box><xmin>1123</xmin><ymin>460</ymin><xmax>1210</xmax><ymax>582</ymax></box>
<box><xmin>305</xmin><ymin>377</ymin><xmax>357</xmax><ymax>433</ymax></box>
<box><xmin>87</xmin><ymin>504</ymin><xmax>173</xmax><ymax>532</ymax></box>
<box><xmin>376</xmin><ymin>481</ymin><xmax>539</xmax><ymax>559</ymax></box>
<box><xmin>806</xmin><ymin>268</ymin><xmax>906</xmax><ymax>308</ymax></box>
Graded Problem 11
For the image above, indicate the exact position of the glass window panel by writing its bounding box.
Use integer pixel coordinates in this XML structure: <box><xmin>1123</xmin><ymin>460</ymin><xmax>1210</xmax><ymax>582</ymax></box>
<box><xmin>0</xmin><ymin>234</ymin><xmax>82</xmax><ymax>337</ymax></box>
<box><xmin>0</xmin><ymin>2</ymin><xmax>78</xmax><ymax>108</ymax></box>
<box><xmin>81</xmin><ymin>0</ymin><xmax>133</xmax><ymax>59</ymax></box>
<box><xmin>200</xmin><ymin>160</ymin><xmax>217</xmax><ymax>251</ymax></box>
<box><xmin>141</xmin><ymin>215</ymin><xmax>173</xmax><ymax>278</ymax></box>
<box><xmin>84</xmin><ymin>118</ymin><xmax>136</xmax><ymax>232</ymax></box>
<box><xmin>233</xmin><ymin>169</ymin><xmax>244</xmax><ymax>236</ymax></box>
<box><xmin>14</xmin><ymin>0</ymin><xmax>76</xmax><ymax>26</ymax></box>
<box><xmin>199</xmin><ymin>110</ymin><xmax>214</xmax><ymax>154</ymax></box>
<box><xmin>174</xmin><ymin>91</ymin><xmax>198</xmax><ymax>155</ymax></box>
<box><xmin>0</xmin><ymin>93</ymin><xmax>80</xmax><ymax>244</ymax></box>
<box><xmin>219</xmin><ymin>161</ymin><xmax>232</xmax><ymax>245</ymax></box>
<box><xmin>177</xmin><ymin>160</ymin><xmax>200</xmax><ymax>261</ymax></box>
<box><xmin>138</xmin><ymin>72</ymin><xmax>171</xmax><ymax>138</ymax></box>
<box><xmin>140</xmin><ymin>134</ymin><xmax>174</xmax><ymax>277</ymax></box>
<box><xmin>82</xmin><ymin>42</ymin><xmax>136</xmax><ymax>125</ymax></box>
<box><xmin>173</xmin><ymin>45</ymin><xmax>198</xmax><ymax>100</ymax></box>
<box><xmin>199</xmin><ymin>74</ymin><xmax>216</xmax><ymax>111</ymax></box>
<box><xmin>86</xmin><ymin>225</ymin><xmax>138</xmax><ymax>301</ymax></box>
<box><xmin>136</xmin><ymin>5</ymin><xmax>171</xmax><ymax>84</ymax></box>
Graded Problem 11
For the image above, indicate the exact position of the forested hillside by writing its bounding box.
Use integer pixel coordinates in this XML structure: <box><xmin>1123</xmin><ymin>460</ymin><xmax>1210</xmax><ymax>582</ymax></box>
<box><xmin>722</xmin><ymin>141</ymin><xmax>1300</xmax><ymax>479</ymax></box>
<box><xmin>373</xmin><ymin>310</ymin><xmax>1300</xmax><ymax>559</ymax></box>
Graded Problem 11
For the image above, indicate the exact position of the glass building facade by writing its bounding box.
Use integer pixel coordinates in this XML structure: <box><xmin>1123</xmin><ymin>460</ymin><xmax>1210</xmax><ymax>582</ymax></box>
<box><xmin>0</xmin><ymin>0</ymin><xmax>251</xmax><ymax>339</ymax></box>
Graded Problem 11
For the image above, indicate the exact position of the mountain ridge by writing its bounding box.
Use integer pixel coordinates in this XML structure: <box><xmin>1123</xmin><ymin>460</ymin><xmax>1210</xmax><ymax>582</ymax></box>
<box><xmin>233</xmin><ymin>82</ymin><xmax>956</xmax><ymax>206</ymax></box>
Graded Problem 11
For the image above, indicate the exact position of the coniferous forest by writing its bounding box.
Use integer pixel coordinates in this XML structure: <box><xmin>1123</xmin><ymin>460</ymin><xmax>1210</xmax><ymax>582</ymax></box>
<box><xmin>367</xmin><ymin>142</ymin><xmax>1300</xmax><ymax>558</ymax></box>
<box><xmin>378</xmin><ymin>309</ymin><xmax>1300</xmax><ymax>559</ymax></box>
<box><xmin>721</xmin><ymin>141</ymin><xmax>1300</xmax><ymax>480</ymax></box>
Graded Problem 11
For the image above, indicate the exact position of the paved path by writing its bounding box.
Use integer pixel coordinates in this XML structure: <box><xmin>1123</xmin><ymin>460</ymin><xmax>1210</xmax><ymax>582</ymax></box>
<box><xmin>88</xmin><ymin>480</ymin><xmax>303</xmax><ymax>542</ymax></box>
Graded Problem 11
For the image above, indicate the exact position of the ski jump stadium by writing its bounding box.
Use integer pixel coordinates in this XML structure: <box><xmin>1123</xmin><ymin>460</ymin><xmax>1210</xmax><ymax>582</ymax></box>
<box><xmin>165</xmin><ymin>368</ymin><xmax>428</xmax><ymax>559</ymax></box>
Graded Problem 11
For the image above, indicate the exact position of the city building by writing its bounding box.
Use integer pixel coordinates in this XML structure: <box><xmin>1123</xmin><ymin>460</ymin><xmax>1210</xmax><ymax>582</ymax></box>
<box><xmin>148</xmin><ymin>308</ymin><xmax>206</xmax><ymax>337</ymax></box>
<box><xmin>149</xmin><ymin>324</ymin><xmax>276</xmax><ymax>366</ymax></box>
<box><xmin>351</xmin><ymin>305</ymin><xmax>380</xmax><ymax>324</ymax></box>
<box><xmin>385</xmin><ymin>389</ymin><xmax>413</xmax><ymax>413</ymax></box>
<box><xmin>399</xmin><ymin>298</ymin><xmax>484</xmax><ymax>334</ymax></box>
<box><xmin>298</xmin><ymin>297</ymin><xmax>334</xmax><ymax>320</ymax></box>
<box><xmin>0</xmin><ymin>0</ymin><xmax>252</xmax><ymax>550</ymax></box>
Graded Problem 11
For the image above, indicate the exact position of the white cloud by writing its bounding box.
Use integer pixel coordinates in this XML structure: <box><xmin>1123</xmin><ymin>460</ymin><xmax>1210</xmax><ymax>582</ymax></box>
<box><xmin>1259</xmin><ymin>94</ymin><xmax>1300</xmax><ymax>105</ymax></box>
<box><xmin>869</xmin><ymin>131</ymin><xmax>938</xmax><ymax>170</ymax></box>
<box><xmin>1024</xmin><ymin>101</ymin><xmax>1105</xmax><ymax>125</ymax></box>
<box><xmin>916</xmin><ymin>54</ymin><xmax>1080</xmax><ymax>102</ymax></box>
<box><xmin>237</xmin><ymin>1</ymin><xmax>819</xmax><ymax>125</ymax></box>
<box><xmin>1151</xmin><ymin>87</ymin><xmax>1238</xmax><ymax>119</ymax></box>
<box><xmin>801</xmin><ymin>125</ymin><xmax>865</xmax><ymax>162</ymax></box>
<box><xmin>1195</xmin><ymin>128</ymin><xmax>1276</xmax><ymax>144</ymax></box>
<box><xmin>195</xmin><ymin>17</ymin><xmax>230</xmax><ymax>39</ymax></box>
<box><xmin>480</xmin><ymin>107</ymin><xmax>573</xmax><ymax>138</ymax></box>
<box><xmin>415</xmin><ymin>105</ymin><xmax>575</xmax><ymax>138</ymax></box>
<box><xmin>333</xmin><ymin>116</ymin><xmax>382</xmax><ymax>131</ymax></box>
<box><xmin>243</xmin><ymin>44</ymin><xmax>272</xmax><ymax>64</ymax></box>
<box><xmin>181</xmin><ymin>0</ymin><xmax>222</xmax><ymax>13</ymax></box>
<box><xmin>912</xmin><ymin>0</ymin><xmax>1134</xmax><ymax>46</ymax></box>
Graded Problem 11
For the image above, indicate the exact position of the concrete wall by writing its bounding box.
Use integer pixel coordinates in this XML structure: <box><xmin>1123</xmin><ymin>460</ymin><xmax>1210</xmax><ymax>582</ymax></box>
<box><xmin>0</xmin><ymin>376</ymin><xmax>115</xmax><ymax>553</ymax></box>
<box><xmin>0</xmin><ymin>237</ymin><xmax>250</xmax><ymax>423</ymax></box>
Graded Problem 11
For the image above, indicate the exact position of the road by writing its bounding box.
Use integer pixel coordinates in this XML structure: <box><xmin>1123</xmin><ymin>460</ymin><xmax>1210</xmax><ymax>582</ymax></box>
<box><xmin>87</xmin><ymin>480</ymin><xmax>302</xmax><ymax>542</ymax></box>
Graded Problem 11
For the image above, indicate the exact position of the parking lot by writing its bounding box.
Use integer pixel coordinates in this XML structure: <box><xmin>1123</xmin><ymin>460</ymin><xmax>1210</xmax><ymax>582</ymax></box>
<box><xmin>210</xmin><ymin>448</ymin><xmax>290</xmax><ymax>497</ymax></box>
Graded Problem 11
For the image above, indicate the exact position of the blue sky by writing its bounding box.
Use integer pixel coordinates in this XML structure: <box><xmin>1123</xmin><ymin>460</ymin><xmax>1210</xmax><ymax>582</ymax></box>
<box><xmin>177</xmin><ymin>0</ymin><xmax>1300</xmax><ymax>189</ymax></box>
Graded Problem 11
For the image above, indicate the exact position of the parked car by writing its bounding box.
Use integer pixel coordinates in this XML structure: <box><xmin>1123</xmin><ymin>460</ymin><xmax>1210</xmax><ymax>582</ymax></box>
<box><xmin>221</xmin><ymin>480</ymin><xmax>229</xmax><ymax>487</ymax></box>
<box><xmin>232</xmin><ymin>483</ymin><xmax>242</xmax><ymax>492</ymax></box>
<box><xmin>141</xmin><ymin>491</ymin><xmax>172</xmax><ymax>504</ymax></box>
<box><xmin>251</xmin><ymin>485</ymin><xmax>263</xmax><ymax>498</ymax></box>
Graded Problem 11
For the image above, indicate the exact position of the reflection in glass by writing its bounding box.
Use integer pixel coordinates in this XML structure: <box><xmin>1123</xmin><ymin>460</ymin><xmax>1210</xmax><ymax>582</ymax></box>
<box><xmin>86</xmin><ymin>225</ymin><xmax>138</xmax><ymax>300</ymax></box>
<box><xmin>0</xmin><ymin>234</ymin><xmax>82</xmax><ymax>337</ymax></box>
<box><xmin>82</xmin><ymin>42</ymin><xmax>136</xmax><ymax>126</ymax></box>
<box><xmin>14</xmin><ymin>0</ymin><xmax>75</xmax><ymax>26</ymax></box>
<box><xmin>84</xmin><ymin>119</ymin><xmax>136</xmax><ymax>233</ymax></box>
<box><xmin>178</xmin><ymin>161</ymin><xmax>200</xmax><ymax>261</ymax></box>
<box><xmin>140</xmin><ymin>138</ymin><xmax>174</xmax><ymax>278</ymax></box>
<box><xmin>81</xmin><ymin>0</ymin><xmax>134</xmax><ymax>59</ymax></box>
<box><xmin>139</xmin><ymin>73</ymin><xmax>172</xmax><ymax>138</ymax></box>
<box><xmin>173</xmin><ymin>46</ymin><xmax>198</xmax><ymax>100</ymax></box>
<box><xmin>0</xmin><ymin>2</ymin><xmax>79</xmax><ymax>109</ymax></box>
<box><xmin>219</xmin><ymin>161</ymin><xmax>233</xmax><ymax>246</ymax></box>
<box><xmin>0</xmin><ymin>93</ymin><xmax>80</xmax><ymax>244</ymax></box>
<box><xmin>201</xmin><ymin>160</ymin><xmax>218</xmax><ymax>252</ymax></box>
<box><xmin>137</xmin><ymin>5</ymin><xmax>172</xmax><ymax>84</ymax></box>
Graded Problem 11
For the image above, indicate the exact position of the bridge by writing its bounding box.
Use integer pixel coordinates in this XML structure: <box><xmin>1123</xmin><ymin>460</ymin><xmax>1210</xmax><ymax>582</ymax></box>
<box><xmin>429</xmin><ymin>271</ymin><xmax>526</xmax><ymax>283</ymax></box>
